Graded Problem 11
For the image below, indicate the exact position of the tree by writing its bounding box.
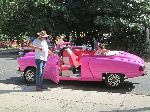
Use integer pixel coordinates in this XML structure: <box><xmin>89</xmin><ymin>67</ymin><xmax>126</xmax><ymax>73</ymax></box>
<box><xmin>0</xmin><ymin>0</ymin><xmax>149</xmax><ymax>54</ymax></box>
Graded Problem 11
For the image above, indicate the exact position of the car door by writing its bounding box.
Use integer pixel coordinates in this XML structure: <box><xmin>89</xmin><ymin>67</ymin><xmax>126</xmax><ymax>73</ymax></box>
<box><xmin>44</xmin><ymin>56</ymin><xmax>59</xmax><ymax>83</ymax></box>
<box><xmin>65</xmin><ymin>48</ymin><xmax>80</xmax><ymax>67</ymax></box>
<box><xmin>88</xmin><ymin>57</ymin><xmax>104</xmax><ymax>80</ymax></box>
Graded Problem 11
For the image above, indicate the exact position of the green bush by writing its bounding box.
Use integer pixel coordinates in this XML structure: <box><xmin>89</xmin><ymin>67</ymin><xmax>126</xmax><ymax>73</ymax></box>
<box><xmin>0</xmin><ymin>0</ymin><xmax>149</xmax><ymax>55</ymax></box>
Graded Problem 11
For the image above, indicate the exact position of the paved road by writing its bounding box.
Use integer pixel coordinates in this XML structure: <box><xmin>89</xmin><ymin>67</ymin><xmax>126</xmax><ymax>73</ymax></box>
<box><xmin>0</xmin><ymin>53</ymin><xmax>150</xmax><ymax>96</ymax></box>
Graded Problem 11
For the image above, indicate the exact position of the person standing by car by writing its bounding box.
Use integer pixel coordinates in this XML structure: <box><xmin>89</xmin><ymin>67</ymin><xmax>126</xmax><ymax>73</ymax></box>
<box><xmin>29</xmin><ymin>30</ymin><xmax>53</xmax><ymax>91</ymax></box>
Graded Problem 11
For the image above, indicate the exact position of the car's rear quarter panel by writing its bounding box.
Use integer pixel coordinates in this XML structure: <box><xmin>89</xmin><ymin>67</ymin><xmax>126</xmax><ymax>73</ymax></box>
<box><xmin>81</xmin><ymin>56</ymin><xmax>144</xmax><ymax>80</ymax></box>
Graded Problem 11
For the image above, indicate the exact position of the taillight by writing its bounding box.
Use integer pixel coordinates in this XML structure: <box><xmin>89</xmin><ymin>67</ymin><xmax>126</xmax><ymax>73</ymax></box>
<box><xmin>139</xmin><ymin>66</ymin><xmax>145</xmax><ymax>71</ymax></box>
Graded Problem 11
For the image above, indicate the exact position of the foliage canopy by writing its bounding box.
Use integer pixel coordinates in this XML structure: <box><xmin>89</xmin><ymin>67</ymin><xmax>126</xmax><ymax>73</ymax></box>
<box><xmin>0</xmin><ymin>0</ymin><xmax>149</xmax><ymax>54</ymax></box>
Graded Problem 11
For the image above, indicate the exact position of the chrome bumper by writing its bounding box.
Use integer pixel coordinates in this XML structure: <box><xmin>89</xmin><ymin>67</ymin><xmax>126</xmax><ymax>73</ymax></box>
<box><xmin>17</xmin><ymin>69</ymin><xmax>24</xmax><ymax>75</ymax></box>
<box><xmin>142</xmin><ymin>71</ymin><xmax>147</xmax><ymax>76</ymax></box>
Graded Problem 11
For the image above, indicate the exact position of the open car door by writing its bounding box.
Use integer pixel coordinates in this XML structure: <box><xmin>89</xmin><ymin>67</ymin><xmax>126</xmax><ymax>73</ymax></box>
<box><xmin>44</xmin><ymin>56</ymin><xmax>59</xmax><ymax>84</ymax></box>
<box><xmin>66</xmin><ymin>48</ymin><xmax>80</xmax><ymax>68</ymax></box>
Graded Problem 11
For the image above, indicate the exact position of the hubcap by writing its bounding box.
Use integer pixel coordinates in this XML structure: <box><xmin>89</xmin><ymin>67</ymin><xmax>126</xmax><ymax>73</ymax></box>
<box><xmin>108</xmin><ymin>74</ymin><xmax>121</xmax><ymax>87</ymax></box>
<box><xmin>25</xmin><ymin>70</ymin><xmax>35</xmax><ymax>82</ymax></box>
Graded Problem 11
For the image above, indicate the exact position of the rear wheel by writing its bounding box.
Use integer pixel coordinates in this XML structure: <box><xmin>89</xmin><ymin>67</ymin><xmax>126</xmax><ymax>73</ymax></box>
<box><xmin>105</xmin><ymin>73</ymin><xmax>124</xmax><ymax>88</ymax></box>
<box><xmin>23</xmin><ymin>67</ymin><xmax>36</xmax><ymax>84</ymax></box>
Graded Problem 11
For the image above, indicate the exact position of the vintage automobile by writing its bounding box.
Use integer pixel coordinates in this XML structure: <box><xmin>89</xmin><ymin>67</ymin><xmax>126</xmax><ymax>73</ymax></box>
<box><xmin>17</xmin><ymin>44</ymin><xmax>146</xmax><ymax>88</ymax></box>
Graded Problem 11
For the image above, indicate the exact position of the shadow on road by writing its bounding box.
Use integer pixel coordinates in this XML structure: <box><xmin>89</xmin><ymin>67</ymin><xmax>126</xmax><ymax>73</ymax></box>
<box><xmin>0</xmin><ymin>76</ymin><xmax>135</xmax><ymax>94</ymax></box>
<box><xmin>99</xmin><ymin>107</ymin><xmax>150</xmax><ymax>112</ymax></box>
<box><xmin>45</xmin><ymin>80</ymin><xmax>135</xmax><ymax>94</ymax></box>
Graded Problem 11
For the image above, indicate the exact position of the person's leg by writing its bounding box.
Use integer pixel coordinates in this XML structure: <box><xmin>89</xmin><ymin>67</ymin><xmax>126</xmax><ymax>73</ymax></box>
<box><xmin>35</xmin><ymin>59</ymin><xmax>43</xmax><ymax>90</ymax></box>
<box><xmin>40</xmin><ymin>61</ymin><xmax>46</xmax><ymax>88</ymax></box>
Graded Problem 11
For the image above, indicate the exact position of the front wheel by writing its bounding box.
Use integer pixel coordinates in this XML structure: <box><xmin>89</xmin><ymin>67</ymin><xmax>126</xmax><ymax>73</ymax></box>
<box><xmin>23</xmin><ymin>67</ymin><xmax>36</xmax><ymax>84</ymax></box>
<box><xmin>105</xmin><ymin>73</ymin><xmax>124</xmax><ymax>88</ymax></box>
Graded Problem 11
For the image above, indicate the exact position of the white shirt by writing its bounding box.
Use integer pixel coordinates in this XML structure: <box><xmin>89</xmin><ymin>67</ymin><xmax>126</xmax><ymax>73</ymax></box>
<box><xmin>32</xmin><ymin>38</ymin><xmax>48</xmax><ymax>61</ymax></box>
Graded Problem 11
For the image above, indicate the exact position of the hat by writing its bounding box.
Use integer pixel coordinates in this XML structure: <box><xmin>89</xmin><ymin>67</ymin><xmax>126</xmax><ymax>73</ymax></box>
<box><xmin>37</xmin><ymin>30</ymin><xmax>49</xmax><ymax>37</ymax></box>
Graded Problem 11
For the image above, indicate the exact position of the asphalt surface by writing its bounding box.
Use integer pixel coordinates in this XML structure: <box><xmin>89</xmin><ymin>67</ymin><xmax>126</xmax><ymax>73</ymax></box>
<box><xmin>0</xmin><ymin>51</ymin><xmax>150</xmax><ymax>96</ymax></box>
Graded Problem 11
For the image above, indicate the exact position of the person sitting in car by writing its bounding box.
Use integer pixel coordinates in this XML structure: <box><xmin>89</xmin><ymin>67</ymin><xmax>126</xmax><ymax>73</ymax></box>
<box><xmin>95</xmin><ymin>43</ymin><xmax>109</xmax><ymax>55</ymax></box>
<box><xmin>55</xmin><ymin>35</ymin><xmax>64</xmax><ymax>45</ymax></box>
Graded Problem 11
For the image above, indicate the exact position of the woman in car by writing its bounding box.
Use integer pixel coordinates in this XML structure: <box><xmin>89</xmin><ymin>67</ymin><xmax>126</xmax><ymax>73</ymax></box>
<box><xmin>55</xmin><ymin>36</ymin><xmax>64</xmax><ymax>45</ymax></box>
<box><xmin>95</xmin><ymin>43</ymin><xmax>109</xmax><ymax>55</ymax></box>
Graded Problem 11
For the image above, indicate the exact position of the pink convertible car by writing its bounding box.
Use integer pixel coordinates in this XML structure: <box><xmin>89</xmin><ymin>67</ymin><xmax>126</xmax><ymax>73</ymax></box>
<box><xmin>17</xmin><ymin>45</ymin><xmax>146</xmax><ymax>88</ymax></box>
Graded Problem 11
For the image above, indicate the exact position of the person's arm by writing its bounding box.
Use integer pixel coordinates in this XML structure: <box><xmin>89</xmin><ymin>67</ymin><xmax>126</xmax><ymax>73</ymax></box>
<box><xmin>95</xmin><ymin>49</ymin><xmax>102</xmax><ymax>55</ymax></box>
<box><xmin>48</xmin><ymin>49</ymin><xmax>54</xmax><ymax>55</ymax></box>
<box><xmin>102</xmin><ymin>49</ymin><xmax>109</xmax><ymax>55</ymax></box>
<box><xmin>28</xmin><ymin>42</ymin><xmax>42</xmax><ymax>51</ymax></box>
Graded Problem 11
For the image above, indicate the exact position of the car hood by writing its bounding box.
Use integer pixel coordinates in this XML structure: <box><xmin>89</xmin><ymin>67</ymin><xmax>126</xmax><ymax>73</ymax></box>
<box><xmin>24</xmin><ymin>52</ymin><xmax>35</xmax><ymax>56</ymax></box>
